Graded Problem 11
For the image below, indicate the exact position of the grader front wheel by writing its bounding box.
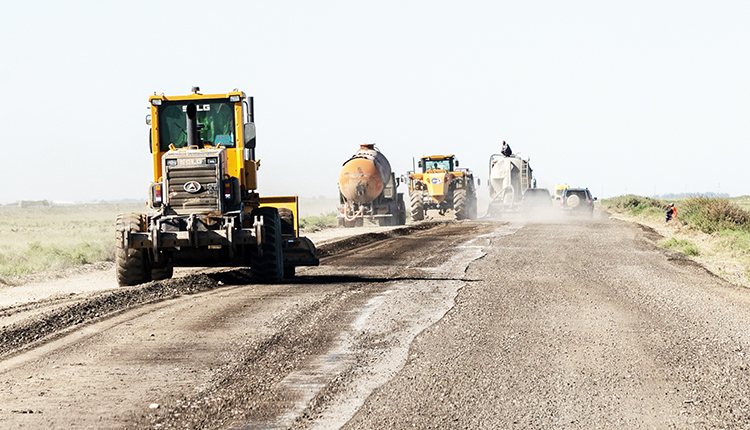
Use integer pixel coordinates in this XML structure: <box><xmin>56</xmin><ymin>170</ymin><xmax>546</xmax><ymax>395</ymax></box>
<box><xmin>115</xmin><ymin>212</ymin><xmax>151</xmax><ymax>286</ymax></box>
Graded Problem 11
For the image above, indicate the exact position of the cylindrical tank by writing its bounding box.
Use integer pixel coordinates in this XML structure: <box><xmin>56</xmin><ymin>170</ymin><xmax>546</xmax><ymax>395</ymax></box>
<box><xmin>338</xmin><ymin>144</ymin><xmax>392</xmax><ymax>204</ymax></box>
<box><xmin>490</xmin><ymin>157</ymin><xmax>519</xmax><ymax>196</ymax></box>
<box><xmin>489</xmin><ymin>154</ymin><xmax>531</xmax><ymax>206</ymax></box>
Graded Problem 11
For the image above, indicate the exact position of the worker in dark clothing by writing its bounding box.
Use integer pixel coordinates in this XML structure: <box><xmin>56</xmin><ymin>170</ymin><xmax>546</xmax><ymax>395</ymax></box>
<box><xmin>501</xmin><ymin>141</ymin><xmax>512</xmax><ymax>157</ymax></box>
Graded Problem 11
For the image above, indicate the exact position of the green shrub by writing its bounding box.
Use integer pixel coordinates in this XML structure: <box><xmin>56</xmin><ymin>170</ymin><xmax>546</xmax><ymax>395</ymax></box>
<box><xmin>602</xmin><ymin>195</ymin><xmax>668</xmax><ymax>215</ymax></box>
<box><xmin>660</xmin><ymin>237</ymin><xmax>699</xmax><ymax>256</ymax></box>
<box><xmin>680</xmin><ymin>197</ymin><xmax>750</xmax><ymax>234</ymax></box>
<box><xmin>300</xmin><ymin>212</ymin><xmax>339</xmax><ymax>232</ymax></box>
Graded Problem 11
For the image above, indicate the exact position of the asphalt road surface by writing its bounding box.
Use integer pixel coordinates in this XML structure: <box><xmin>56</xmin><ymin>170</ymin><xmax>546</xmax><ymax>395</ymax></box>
<box><xmin>3</xmin><ymin>214</ymin><xmax>750</xmax><ymax>429</ymax></box>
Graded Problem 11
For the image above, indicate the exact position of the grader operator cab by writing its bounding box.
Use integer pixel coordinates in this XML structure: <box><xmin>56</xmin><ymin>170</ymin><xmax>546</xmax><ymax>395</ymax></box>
<box><xmin>115</xmin><ymin>88</ymin><xmax>318</xmax><ymax>286</ymax></box>
<box><xmin>407</xmin><ymin>155</ymin><xmax>478</xmax><ymax>221</ymax></box>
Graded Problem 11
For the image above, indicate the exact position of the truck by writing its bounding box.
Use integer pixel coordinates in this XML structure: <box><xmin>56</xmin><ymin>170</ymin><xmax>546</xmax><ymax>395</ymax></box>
<box><xmin>554</xmin><ymin>184</ymin><xmax>570</xmax><ymax>202</ymax></box>
<box><xmin>407</xmin><ymin>155</ymin><xmax>478</xmax><ymax>221</ymax></box>
<box><xmin>115</xmin><ymin>88</ymin><xmax>319</xmax><ymax>286</ymax></box>
<box><xmin>337</xmin><ymin>144</ymin><xmax>406</xmax><ymax>227</ymax></box>
<box><xmin>487</xmin><ymin>153</ymin><xmax>533</xmax><ymax>215</ymax></box>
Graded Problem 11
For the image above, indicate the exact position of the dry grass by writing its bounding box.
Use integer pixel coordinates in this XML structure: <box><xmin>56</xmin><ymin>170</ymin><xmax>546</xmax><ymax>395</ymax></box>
<box><xmin>0</xmin><ymin>203</ymin><xmax>145</xmax><ymax>283</ymax></box>
<box><xmin>300</xmin><ymin>212</ymin><xmax>339</xmax><ymax>233</ymax></box>
<box><xmin>0</xmin><ymin>201</ymin><xmax>340</xmax><ymax>284</ymax></box>
<box><xmin>605</xmin><ymin>198</ymin><xmax>750</xmax><ymax>288</ymax></box>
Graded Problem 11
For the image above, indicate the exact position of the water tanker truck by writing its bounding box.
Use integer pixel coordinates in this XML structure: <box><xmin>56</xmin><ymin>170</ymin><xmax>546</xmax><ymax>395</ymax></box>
<box><xmin>337</xmin><ymin>144</ymin><xmax>406</xmax><ymax>227</ymax></box>
<box><xmin>487</xmin><ymin>153</ymin><xmax>533</xmax><ymax>215</ymax></box>
<box><xmin>115</xmin><ymin>88</ymin><xmax>319</xmax><ymax>286</ymax></box>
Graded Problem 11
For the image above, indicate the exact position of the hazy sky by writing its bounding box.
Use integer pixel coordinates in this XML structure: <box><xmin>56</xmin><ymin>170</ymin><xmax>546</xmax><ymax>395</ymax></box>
<box><xmin>2</xmin><ymin>1</ymin><xmax>748</xmax><ymax>204</ymax></box>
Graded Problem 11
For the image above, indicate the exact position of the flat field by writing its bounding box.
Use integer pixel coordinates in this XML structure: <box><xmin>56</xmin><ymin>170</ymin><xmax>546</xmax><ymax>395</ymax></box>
<box><xmin>0</xmin><ymin>203</ymin><xmax>144</xmax><ymax>282</ymax></box>
<box><xmin>0</xmin><ymin>198</ymin><xmax>340</xmax><ymax>284</ymax></box>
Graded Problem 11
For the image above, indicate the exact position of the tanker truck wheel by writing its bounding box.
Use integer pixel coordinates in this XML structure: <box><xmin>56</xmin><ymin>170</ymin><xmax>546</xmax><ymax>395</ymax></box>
<box><xmin>410</xmin><ymin>192</ymin><xmax>424</xmax><ymax>221</ymax></box>
<box><xmin>250</xmin><ymin>207</ymin><xmax>284</xmax><ymax>283</ymax></box>
<box><xmin>454</xmin><ymin>189</ymin><xmax>468</xmax><ymax>220</ymax></box>
<box><xmin>115</xmin><ymin>212</ymin><xmax>151</xmax><ymax>286</ymax></box>
<box><xmin>397</xmin><ymin>197</ymin><xmax>407</xmax><ymax>225</ymax></box>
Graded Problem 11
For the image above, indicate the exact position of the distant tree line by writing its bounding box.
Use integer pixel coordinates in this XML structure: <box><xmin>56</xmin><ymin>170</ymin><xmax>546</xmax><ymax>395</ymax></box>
<box><xmin>654</xmin><ymin>192</ymin><xmax>729</xmax><ymax>199</ymax></box>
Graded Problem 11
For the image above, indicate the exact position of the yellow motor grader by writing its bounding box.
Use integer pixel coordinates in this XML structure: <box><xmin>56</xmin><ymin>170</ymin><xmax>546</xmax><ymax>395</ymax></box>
<box><xmin>406</xmin><ymin>155</ymin><xmax>478</xmax><ymax>221</ymax></box>
<box><xmin>115</xmin><ymin>88</ymin><xmax>318</xmax><ymax>286</ymax></box>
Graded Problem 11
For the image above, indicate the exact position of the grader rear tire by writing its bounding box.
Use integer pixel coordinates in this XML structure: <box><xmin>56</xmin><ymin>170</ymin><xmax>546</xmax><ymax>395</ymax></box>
<box><xmin>410</xmin><ymin>192</ymin><xmax>424</xmax><ymax>221</ymax></box>
<box><xmin>115</xmin><ymin>212</ymin><xmax>151</xmax><ymax>286</ymax></box>
<box><xmin>250</xmin><ymin>207</ymin><xmax>284</xmax><ymax>283</ymax></box>
<box><xmin>278</xmin><ymin>207</ymin><xmax>295</xmax><ymax>236</ymax></box>
<box><xmin>151</xmin><ymin>265</ymin><xmax>173</xmax><ymax>281</ymax></box>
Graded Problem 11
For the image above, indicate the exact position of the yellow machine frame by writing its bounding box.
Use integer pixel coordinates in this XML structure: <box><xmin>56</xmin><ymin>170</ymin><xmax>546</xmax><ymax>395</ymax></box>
<box><xmin>149</xmin><ymin>90</ymin><xmax>258</xmax><ymax>191</ymax></box>
<box><xmin>148</xmin><ymin>90</ymin><xmax>299</xmax><ymax>238</ymax></box>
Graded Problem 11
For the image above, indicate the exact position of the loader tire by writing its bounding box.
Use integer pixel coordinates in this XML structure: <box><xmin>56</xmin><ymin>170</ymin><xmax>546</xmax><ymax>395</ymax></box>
<box><xmin>284</xmin><ymin>265</ymin><xmax>296</xmax><ymax>278</ymax></box>
<box><xmin>250</xmin><ymin>207</ymin><xmax>283</xmax><ymax>283</ymax></box>
<box><xmin>454</xmin><ymin>189</ymin><xmax>468</xmax><ymax>220</ymax></box>
<box><xmin>151</xmin><ymin>265</ymin><xmax>173</xmax><ymax>281</ymax></box>
<box><xmin>115</xmin><ymin>212</ymin><xmax>151</xmax><ymax>287</ymax></box>
<box><xmin>410</xmin><ymin>192</ymin><xmax>424</xmax><ymax>221</ymax></box>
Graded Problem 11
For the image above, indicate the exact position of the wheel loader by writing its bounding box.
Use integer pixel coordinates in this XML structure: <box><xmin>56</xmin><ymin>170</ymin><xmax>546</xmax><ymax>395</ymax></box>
<box><xmin>406</xmin><ymin>155</ymin><xmax>478</xmax><ymax>221</ymax></box>
<box><xmin>115</xmin><ymin>88</ymin><xmax>318</xmax><ymax>286</ymax></box>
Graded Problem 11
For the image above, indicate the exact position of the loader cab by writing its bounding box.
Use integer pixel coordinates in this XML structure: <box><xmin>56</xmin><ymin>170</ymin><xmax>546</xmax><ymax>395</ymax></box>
<box><xmin>419</xmin><ymin>155</ymin><xmax>455</xmax><ymax>173</ymax></box>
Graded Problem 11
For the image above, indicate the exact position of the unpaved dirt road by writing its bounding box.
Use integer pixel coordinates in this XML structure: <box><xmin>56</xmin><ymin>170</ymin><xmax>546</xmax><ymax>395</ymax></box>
<box><xmin>3</xmin><ymin>214</ymin><xmax>750</xmax><ymax>429</ymax></box>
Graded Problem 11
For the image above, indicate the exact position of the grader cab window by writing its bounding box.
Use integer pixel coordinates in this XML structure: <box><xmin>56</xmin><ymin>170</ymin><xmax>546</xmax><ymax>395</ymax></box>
<box><xmin>158</xmin><ymin>100</ymin><xmax>236</xmax><ymax>151</ymax></box>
